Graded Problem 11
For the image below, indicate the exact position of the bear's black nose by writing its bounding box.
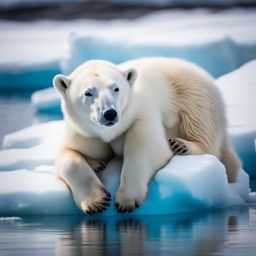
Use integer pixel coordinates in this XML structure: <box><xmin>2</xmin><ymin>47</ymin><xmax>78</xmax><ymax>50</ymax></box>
<box><xmin>103</xmin><ymin>109</ymin><xmax>117</xmax><ymax>122</ymax></box>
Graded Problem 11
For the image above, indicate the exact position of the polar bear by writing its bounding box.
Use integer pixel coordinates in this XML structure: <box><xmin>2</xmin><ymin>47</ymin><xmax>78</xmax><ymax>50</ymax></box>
<box><xmin>53</xmin><ymin>57</ymin><xmax>241</xmax><ymax>215</ymax></box>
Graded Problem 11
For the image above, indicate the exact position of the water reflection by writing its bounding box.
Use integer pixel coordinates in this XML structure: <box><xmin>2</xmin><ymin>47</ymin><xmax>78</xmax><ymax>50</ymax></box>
<box><xmin>1</xmin><ymin>206</ymin><xmax>255</xmax><ymax>256</ymax></box>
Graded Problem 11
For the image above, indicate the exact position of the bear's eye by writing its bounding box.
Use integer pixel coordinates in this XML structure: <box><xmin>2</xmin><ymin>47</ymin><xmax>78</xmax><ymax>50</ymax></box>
<box><xmin>114</xmin><ymin>87</ymin><xmax>119</xmax><ymax>93</ymax></box>
<box><xmin>84</xmin><ymin>90</ymin><xmax>93</xmax><ymax>97</ymax></box>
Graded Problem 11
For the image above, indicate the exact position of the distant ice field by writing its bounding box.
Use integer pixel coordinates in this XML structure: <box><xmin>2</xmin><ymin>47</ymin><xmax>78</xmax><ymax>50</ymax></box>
<box><xmin>1</xmin><ymin>8</ymin><xmax>256</xmax><ymax>88</ymax></box>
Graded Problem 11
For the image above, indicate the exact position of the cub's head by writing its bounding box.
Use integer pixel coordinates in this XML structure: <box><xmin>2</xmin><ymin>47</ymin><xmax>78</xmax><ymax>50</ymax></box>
<box><xmin>53</xmin><ymin>60</ymin><xmax>137</xmax><ymax>131</ymax></box>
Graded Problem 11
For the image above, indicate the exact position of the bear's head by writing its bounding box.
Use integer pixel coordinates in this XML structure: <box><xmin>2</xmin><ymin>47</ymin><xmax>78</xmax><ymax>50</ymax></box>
<box><xmin>53</xmin><ymin>60</ymin><xmax>137</xmax><ymax>135</ymax></box>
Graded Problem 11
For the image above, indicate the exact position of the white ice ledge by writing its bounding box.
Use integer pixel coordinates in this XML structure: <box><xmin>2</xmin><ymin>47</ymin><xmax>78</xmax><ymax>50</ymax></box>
<box><xmin>0</xmin><ymin>154</ymin><xmax>252</xmax><ymax>216</ymax></box>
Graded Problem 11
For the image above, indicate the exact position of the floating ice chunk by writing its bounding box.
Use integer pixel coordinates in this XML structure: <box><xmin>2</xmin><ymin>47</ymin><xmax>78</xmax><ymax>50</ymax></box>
<box><xmin>3</xmin><ymin>121</ymin><xmax>63</xmax><ymax>149</ymax></box>
<box><xmin>31</xmin><ymin>88</ymin><xmax>60</xmax><ymax>114</ymax></box>
<box><xmin>0</xmin><ymin>60</ymin><xmax>60</xmax><ymax>90</ymax></box>
<box><xmin>217</xmin><ymin>61</ymin><xmax>256</xmax><ymax>136</ymax></box>
<box><xmin>62</xmin><ymin>8</ymin><xmax>256</xmax><ymax>77</ymax></box>
<box><xmin>31</xmin><ymin>87</ymin><xmax>61</xmax><ymax>113</ymax></box>
<box><xmin>0</xmin><ymin>143</ymin><xmax>56</xmax><ymax>171</ymax></box>
<box><xmin>216</xmin><ymin>60</ymin><xmax>256</xmax><ymax>177</ymax></box>
<box><xmin>0</xmin><ymin>155</ymin><xmax>251</xmax><ymax>216</ymax></box>
<box><xmin>63</xmin><ymin>35</ymin><xmax>256</xmax><ymax>78</ymax></box>
<box><xmin>0</xmin><ymin>168</ymin><xmax>80</xmax><ymax>215</ymax></box>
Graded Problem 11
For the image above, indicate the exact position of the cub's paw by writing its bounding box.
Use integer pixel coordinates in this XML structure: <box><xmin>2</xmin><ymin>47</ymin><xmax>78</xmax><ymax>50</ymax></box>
<box><xmin>169</xmin><ymin>138</ymin><xmax>189</xmax><ymax>155</ymax></box>
<box><xmin>115</xmin><ymin>186</ymin><xmax>147</xmax><ymax>213</ymax></box>
<box><xmin>75</xmin><ymin>182</ymin><xmax>111</xmax><ymax>216</ymax></box>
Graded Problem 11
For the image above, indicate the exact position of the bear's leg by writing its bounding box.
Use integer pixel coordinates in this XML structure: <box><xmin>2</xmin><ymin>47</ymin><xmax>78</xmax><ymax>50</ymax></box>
<box><xmin>56</xmin><ymin>148</ymin><xmax>111</xmax><ymax>215</ymax></box>
<box><xmin>169</xmin><ymin>137</ymin><xmax>241</xmax><ymax>183</ymax></box>
<box><xmin>115</xmin><ymin>117</ymin><xmax>173</xmax><ymax>213</ymax></box>
<box><xmin>170</xmin><ymin>119</ymin><xmax>240</xmax><ymax>183</ymax></box>
<box><xmin>220</xmin><ymin>137</ymin><xmax>241</xmax><ymax>183</ymax></box>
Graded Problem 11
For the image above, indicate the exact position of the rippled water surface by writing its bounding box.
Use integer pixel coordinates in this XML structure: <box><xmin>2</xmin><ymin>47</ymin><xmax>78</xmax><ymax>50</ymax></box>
<box><xmin>0</xmin><ymin>92</ymin><xmax>256</xmax><ymax>256</ymax></box>
<box><xmin>0</xmin><ymin>207</ymin><xmax>256</xmax><ymax>256</ymax></box>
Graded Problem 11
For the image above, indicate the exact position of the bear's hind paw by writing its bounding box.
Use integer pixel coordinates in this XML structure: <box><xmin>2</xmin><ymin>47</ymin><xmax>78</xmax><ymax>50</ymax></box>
<box><xmin>169</xmin><ymin>138</ymin><xmax>189</xmax><ymax>155</ymax></box>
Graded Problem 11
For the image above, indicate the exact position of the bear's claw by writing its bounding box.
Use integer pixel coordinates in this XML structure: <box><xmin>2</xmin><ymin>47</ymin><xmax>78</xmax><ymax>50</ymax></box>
<box><xmin>169</xmin><ymin>138</ymin><xmax>189</xmax><ymax>155</ymax></box>
<box><xmin>81</xmin><ymin>187</ymin><xmax>111</xmax><ymax>215</ymax></box>
<box><xmin>115</xmin><ymin>200</ymin><xmax>140</xmax><ymax>214</ymax></box>
<box><xmin>114</xmin><ymin>185</ymin><xmax>147</xmax><ymax>214</ymax></box>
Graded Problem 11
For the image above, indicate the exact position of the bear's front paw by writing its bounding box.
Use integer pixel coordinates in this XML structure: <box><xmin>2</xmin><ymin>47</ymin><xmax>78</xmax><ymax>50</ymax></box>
<box><xmin>75</xmin><ymin>182</ymin><xmax>111</xmax><ymax>216</ymax></box>
<box><xmin>115</xmin><ymin>185</ymin><xmax>147</xmax><ymax>213</ymax></box>
<box><xmin>169</xmin><ymin>138</ymin><xmax>189</xmax><ymax>155</ymax></box>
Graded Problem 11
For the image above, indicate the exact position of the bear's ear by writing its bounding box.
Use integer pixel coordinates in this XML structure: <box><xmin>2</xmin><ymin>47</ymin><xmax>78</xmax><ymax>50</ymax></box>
<box><xmin>123</xmin><ymin>68</ymin><xmax>137</xmax><ymax>86</ymax></box>
<box><xmin>53</xmin><ymin>74</ymin><xmax>71</xmax><ymax>98</ymax></box>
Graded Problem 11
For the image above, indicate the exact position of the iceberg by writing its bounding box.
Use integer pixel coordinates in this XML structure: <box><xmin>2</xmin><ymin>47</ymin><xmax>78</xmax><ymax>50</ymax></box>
<box><xmin>3</xmin><ymin>120</ymin><xmax>63</xmax><ymax>149</ymax></box>
<box><xmin>31</xmin><ymin>88</ymin><xmax>62</xmax><ymax>113</ymax></box>
<box><xmin>62</xmin><ymin>9</ymin><xmax>256</xmax><ymax>77</ymax></box>
<box><xmin>62</xmin><ymin>36</ymin><xmax>256</xmax><ymax>78</ymax></box>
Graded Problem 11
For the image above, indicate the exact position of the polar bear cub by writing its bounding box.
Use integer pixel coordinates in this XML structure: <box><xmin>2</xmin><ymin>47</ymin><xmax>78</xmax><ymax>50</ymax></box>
<box><xmin>53</xmin><ymin>57</ymin><xmax>241</xmax><ymax>215</ymax></box>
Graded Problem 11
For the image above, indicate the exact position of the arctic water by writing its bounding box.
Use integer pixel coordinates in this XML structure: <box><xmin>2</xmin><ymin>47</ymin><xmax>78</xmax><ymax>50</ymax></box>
<box><xmin>1</xmin><ymin>207</ymin><xmax>256</xmax><ymax>256</ymax></box>
<box><xmin>0</xmin><ymin>92</ymin><xmax>256</xmax><ymax>256</ymax></box>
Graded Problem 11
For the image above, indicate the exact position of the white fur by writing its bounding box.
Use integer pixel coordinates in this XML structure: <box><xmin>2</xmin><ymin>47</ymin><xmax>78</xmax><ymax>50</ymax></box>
<box><xmin>54</xmin><ymin>57</ymin><xmax>241</xmax><ymax>213</ymax></box>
